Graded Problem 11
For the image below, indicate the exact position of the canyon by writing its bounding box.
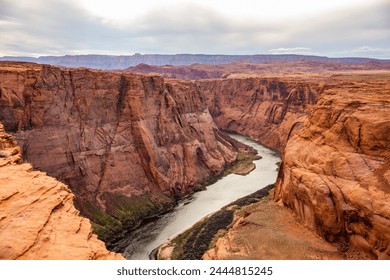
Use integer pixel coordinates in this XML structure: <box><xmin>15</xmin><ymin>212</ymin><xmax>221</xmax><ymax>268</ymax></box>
<box><xmin>0</xmin><ymin>62</ymin><xmax>240</xmax><ymax>250</ymax></box>
<box><xmin>198</xmin><ymin>77</ymin><xmax>317</xmax><ymax>152</ymax></box>
<box><xmin>0</xmin><ymin>60</ymin><xmax>389</xmax><ymax>259</ymax></box>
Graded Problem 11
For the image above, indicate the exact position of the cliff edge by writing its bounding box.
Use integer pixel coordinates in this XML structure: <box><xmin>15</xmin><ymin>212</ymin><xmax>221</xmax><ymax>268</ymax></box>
<box><xmin>0</xmin><ymin>122</ymin><xmax>123</xmax><ymax>259</ymax></box>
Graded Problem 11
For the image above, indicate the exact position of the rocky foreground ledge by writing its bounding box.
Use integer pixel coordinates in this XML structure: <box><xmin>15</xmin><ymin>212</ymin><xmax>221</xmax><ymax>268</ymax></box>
<box><xmin>0</xmin><ymin>123</ymin><xmax>123</xmax><ymax>259</ymax></box>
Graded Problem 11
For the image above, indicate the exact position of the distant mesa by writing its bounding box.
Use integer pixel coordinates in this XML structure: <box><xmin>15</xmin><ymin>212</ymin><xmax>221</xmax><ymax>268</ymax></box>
<box><xmin>0</xmin><ymin>53</ymin><xmax>388</xmax><ymax>70</ymax></box>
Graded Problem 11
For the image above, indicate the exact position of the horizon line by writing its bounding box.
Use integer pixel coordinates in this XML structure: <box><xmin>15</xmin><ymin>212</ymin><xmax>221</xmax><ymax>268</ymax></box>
<box><xmin>1</xmin><ymin>53</ymin><xmax>389</xmax><ymax>60</ymax></box>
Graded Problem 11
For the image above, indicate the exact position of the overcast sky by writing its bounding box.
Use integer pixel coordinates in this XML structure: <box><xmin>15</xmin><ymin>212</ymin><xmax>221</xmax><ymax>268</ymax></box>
<box><xmin>1</xmin><ymin>0</ymin><xmax>389</xmax><ymax>58</ymax></box>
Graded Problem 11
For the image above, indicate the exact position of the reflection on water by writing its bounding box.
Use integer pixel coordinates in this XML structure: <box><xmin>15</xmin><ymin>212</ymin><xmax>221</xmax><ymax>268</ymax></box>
<box><xmin>123</xmin><ymin>134</ymin><xmax>280</xmax><ymax>259</ymax></box>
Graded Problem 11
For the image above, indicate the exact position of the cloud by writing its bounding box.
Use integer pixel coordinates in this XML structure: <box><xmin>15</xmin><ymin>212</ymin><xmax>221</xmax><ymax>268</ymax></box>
<box><xmin>0</xmin><ymin>0</ymin><xmax>389</xmax><ymax>58</ymax></box>
<box><xmin>0</xmin><ymin>0</ymin><xmax>129</xmax><ymax>56</ymax></box>
<box><xmin>348</xmin><ymin>46</ymin><xmax>390</xmax><ymax>57</ymax></box>
<box><xmin>354</xmin><ymin>46</ymin><xmax>388</xmax><ymax>53</ymax></box>
<box><xmin>268</xmin><ymin>47</ymin><xmax>313</xmax><ymax>54</ymax></box>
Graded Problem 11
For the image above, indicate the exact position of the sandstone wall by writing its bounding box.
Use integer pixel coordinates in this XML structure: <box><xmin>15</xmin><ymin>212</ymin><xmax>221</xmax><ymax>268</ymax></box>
<box><xmin>0</xmin><ymin>122</ymin><xmax>123</xmax><ymax>259</ymax></box>
<box><xmin>198</xmin><ymin>78</ymin><xmax>318</xmax><ymax>152</ymax></box>
<box><xmin>274</xmin><ymin>79</ymin><xmax>390</xmax><ymax>259</ymax></box>
<box><xmin>199</xmin><ymin>75</ymin><xmax>389</xmax><ymax>259</ymax></box>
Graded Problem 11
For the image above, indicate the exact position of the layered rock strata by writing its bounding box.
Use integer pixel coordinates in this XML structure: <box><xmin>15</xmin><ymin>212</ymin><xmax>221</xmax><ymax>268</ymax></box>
<box><xmin>170</xmin><ymin>74</ymin><xmax>389</xmax><ymax>260</ymax></box>
<box><xmin>0</xmin><ymin>62</ymin><xmax>238</xmax><ymax>242</ymax></box>
<box><xmin>275</xmin><ymin>78</ymin><xmax>390</xmax><ymax>259</ymax></box>
<box><xmin>2</xmin><ymin>60</ymin><xmax>388</xmax><ymax>259</ymax></box>
<box><xmin>198</xmin><ymin>78</ymin><xmax>318</xmax><ymax>152</ymax></box>
<box><xmin>0</xmin><ymin>122</ymin><xmax>123</xmax><ymax>259</ymax></box>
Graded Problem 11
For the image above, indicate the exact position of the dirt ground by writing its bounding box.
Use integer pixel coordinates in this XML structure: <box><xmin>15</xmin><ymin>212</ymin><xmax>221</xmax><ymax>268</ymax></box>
<box><xmin>204</xmin><ymin>191</ymin><xmax>346</xmax><ymax>260</ymax></box>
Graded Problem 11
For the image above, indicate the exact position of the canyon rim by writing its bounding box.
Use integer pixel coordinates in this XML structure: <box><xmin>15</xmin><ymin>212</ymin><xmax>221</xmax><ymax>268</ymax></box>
<box><xmin>0</xmin><ymin>57</ymin><xmax>389</xmax><ymax>260</ymax></box>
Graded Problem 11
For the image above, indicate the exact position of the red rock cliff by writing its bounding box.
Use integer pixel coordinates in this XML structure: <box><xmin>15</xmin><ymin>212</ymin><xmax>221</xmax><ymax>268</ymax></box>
<box><xmin>198</xmin><ymin>78</ymin><xmax>318</xmax><ymax>152</ymax></box>
<box><xmin>2</xmin><ymin>60</ymin><xmax>388</xmax><ymax>259</ymax></box>
<box><xmin>275</xmin><ymin>78</ymin><xmax>390</xmax><ymax>259</ymax></box>
<box><xmin>0</xmin><ymin>62</ymin><xmax>238</xmax><ymax>240</ymax></box>
<box><xmin>0</xmin><ymin>122</ymin><xmax>123</xmax><ymax>259</ymax></box>
<box><xmin>197</xmin><ymin>74</ymin><xmax>389</xmax><ymax>259</ymax></box>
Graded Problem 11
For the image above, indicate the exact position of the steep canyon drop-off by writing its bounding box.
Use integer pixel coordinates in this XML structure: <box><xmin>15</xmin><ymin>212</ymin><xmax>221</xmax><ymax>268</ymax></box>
<box><xmin>198</xmin><ymin>74</ymin><xmax>390</xmax><ymax>259</ymax></box>
<box><xmin>0</xmin><ymin>61</ymin><xmax>389</xmax><ymax>259</ymax></box>
<box><xmin>0</xmin><ymin>62</ymin><xmax>238</xmax><ymax>250</ymax></box>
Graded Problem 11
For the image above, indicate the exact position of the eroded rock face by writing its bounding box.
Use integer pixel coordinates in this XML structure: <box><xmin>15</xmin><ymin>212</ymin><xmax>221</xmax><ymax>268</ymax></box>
<box><xmin>0</xmin><ymin>122</ymin><xmax>123</xmax><ymax>259</ymax></box>
<box><xmin>274</xmin><ymin>79</ymin><xmax>390</xmax><ymax>259</ymax></box>
<box><xmin>2</xmin><ymin>60</ymin><xmax>388</xmax><ymax>260</ymax></box>
<box><xmin>0</xmin><ymin>62</ymin><xmax>238</xmax><ymax>236</ymax></box>
<box><xmin>198</xmin><ymin>78</ymin><xmax>318</xmax><ymax>152</ymax></box>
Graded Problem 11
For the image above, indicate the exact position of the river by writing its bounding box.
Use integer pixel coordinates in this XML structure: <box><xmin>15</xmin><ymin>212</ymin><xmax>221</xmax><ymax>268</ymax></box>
<box><xmin>122</xmin><ymin>134</ymin><xmax>281</xmax><ymax>259</ymax></box>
